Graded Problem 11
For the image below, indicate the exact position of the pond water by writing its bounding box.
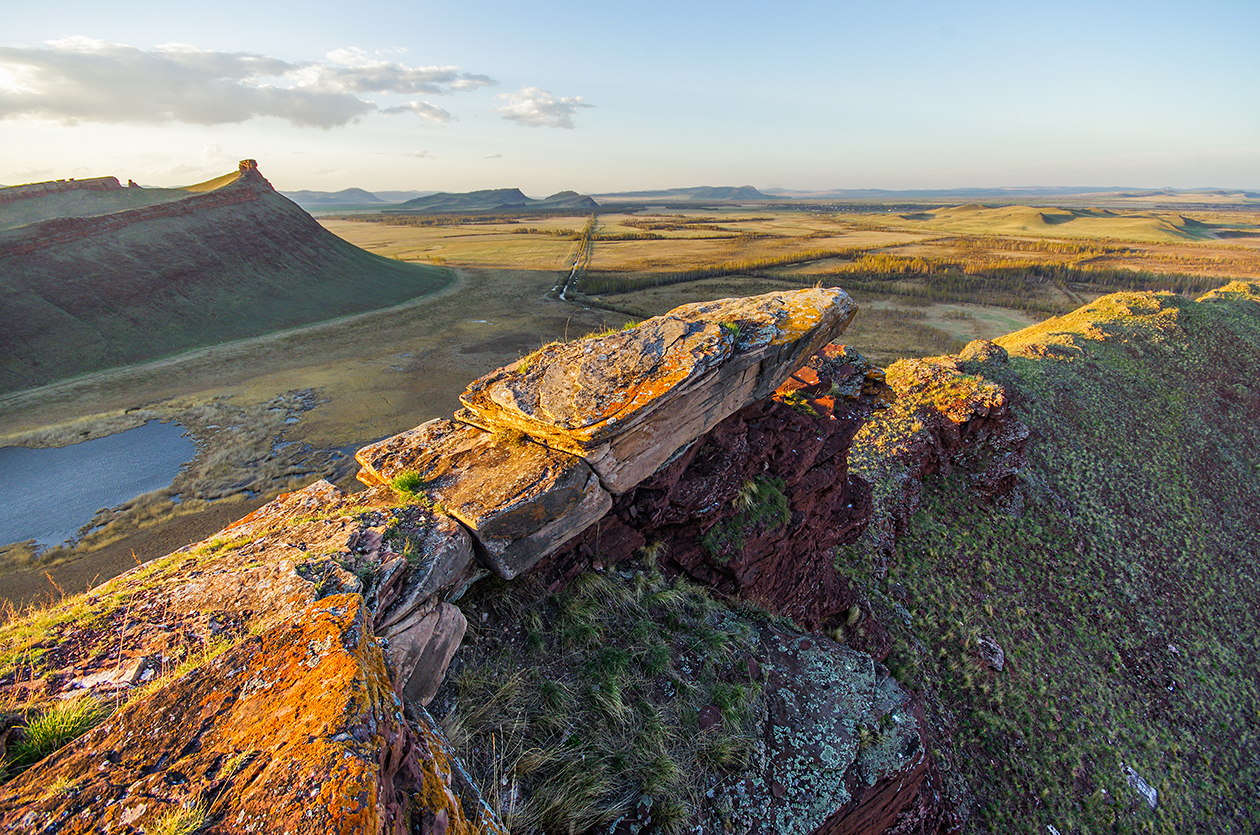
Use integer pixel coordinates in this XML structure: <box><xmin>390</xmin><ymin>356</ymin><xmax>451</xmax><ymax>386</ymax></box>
<box><xmin>0</xmin><ymin>421</ymin><xmax>196</xmax><ymax>549</ymax></box>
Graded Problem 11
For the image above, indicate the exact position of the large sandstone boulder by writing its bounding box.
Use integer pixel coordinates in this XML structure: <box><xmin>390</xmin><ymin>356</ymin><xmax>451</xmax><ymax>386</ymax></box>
<box><xmin>458</xmin><ymin>288</ymin><xmax>857</xmax><ymax>492</ymax></box>
<box><xmin>356</xmin><ymin>419</ymin><xmax>611</xmax><ymax>579</ymax></box>
<box><xmin>533</xmin><ymin>344</ymin><xmax>884</xmax><ymax>631</ymax></box>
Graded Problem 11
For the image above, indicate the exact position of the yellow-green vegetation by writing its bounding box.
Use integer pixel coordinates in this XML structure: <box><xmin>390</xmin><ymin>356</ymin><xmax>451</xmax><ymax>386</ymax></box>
<box><xmin>490</xmin><ymin>425</ymin><xmax>530</xmax><ymax>448</ymax></box>
<box><xmin>0</xmin><ymin>541</ymin><xmax>232</xmax><ymax>683</ymax></box>
<box><xmin>874</xmin><ymin>204</ymin><xmax>1226</xmax><ymax>244</ymax></box>
<box><xmin>168</xmin><ymin>634</ymin><xmax>238</xmax><ymax>681</ymax></box>
<box><xmin>389</xmin><ymin>471</ymin><xmax>434</xmax><ymax>506</ymax></box>
<box><xmin>701</xmin><ymin>476</ymin><xmax>790</xmax><ymax>562</ymax></box>
<box><xmin>847</xmin><ymin>283</ymin><xmax>1260</xmax><ymax>832</ymax></box>
<box><xmin>433</xmin><ymin>563</ymin><xmax>763</xmax><ymax>834</ymax></box>
<box><xmin>148</xmin><ymin>800</ymin><xmax>209</xmax><ymax>835</ymax></box>
<box><xmin>3</xmin><ymin>695</ymin><xmax>108</xmax><ymax>777</ymax></box>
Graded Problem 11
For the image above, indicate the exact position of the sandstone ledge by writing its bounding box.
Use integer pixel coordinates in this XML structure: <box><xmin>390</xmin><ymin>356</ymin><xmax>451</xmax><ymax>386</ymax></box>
<box><xmin>356</xmin><ymin>418</ymin><xmax>612</xmax><ymax>579</ymax></box>
<box><xmin>458</xmin><ymin>288</ymin><xmax>857</xmax><ymax>492</ymax></box>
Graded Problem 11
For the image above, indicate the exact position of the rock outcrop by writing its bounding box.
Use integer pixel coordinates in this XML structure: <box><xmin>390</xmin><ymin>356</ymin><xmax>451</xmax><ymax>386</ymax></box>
<box><xmin>532</xmin><ymin>344</ymin><xmax>885</xmax><ymax>631</ymax></box>
<box><xmin>848</xmin><ymin>341</ymin><xmax>1030</xmax><ymax>562</ymax></box>
<box><xmin>0</xmin><ymin>176</ymin><xmax>122</xmax><ymax>207</ymax></box>
<box><xmin>358</xmin><ymin>288</ymin><xmax>858</xmax><ymax>582</ymax></box>
<box><xmin>0</xmin><ymin>594</ymin><xmax>494</xmax><ymax>835</ymax></box>
<box><xmin>456</xmin><ymin>288</ymin><xmax>857</xmax><ymax>492</ymax></box>
<box><xmin>2</xmin><ymin>288</ymin><xmax>1004</xmax><ymax>834</ymax></box>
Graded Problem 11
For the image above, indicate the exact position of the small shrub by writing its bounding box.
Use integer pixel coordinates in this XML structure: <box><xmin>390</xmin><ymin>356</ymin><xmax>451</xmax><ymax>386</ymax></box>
<box><xmin>5</xmin><ymin>696</ymin><xmax>108</xmax><ymax>775</ymax></box>
<box><xmin>149</xmin><ymin>800</ymin><xmax>209</xmax><ymax>835</ymax></box>
<box><xmin>389</xmin><ymin>471</ymin><xmax>432</xmax><ymax>505</ymax></box>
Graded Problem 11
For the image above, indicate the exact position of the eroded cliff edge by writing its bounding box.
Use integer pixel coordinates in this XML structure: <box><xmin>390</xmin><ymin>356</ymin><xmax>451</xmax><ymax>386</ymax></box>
<box><xmin>0</xmin><ymin>287</ymin><xmax>1034</xmax><ymax>834</ymax></box>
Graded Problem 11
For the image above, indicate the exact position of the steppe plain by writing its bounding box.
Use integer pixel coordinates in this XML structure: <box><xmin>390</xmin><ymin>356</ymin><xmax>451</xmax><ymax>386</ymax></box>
<box><xmin>3</xmin><ymin>199</ymin><xmax>1259</xmax><ymax>609</ymax></box>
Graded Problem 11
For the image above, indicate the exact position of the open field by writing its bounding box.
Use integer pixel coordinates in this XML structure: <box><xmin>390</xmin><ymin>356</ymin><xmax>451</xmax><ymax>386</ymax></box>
<box><xmin>5</xmin><ymin>200</ymin><xmax>1259</xmax><ymax>607</ymax></box>
<box><xmin>875</xmin><ymin>204</ymin><xmax>1223</xmax><ymax>243</ymax></box>
<box><xmin>566</xmin><ymin>206</ymin><xmax>1260</xmax><ymax>318</ymax></box>
<box><xmin>0</xmin><ymin>260</ymin><xmax>628</xmax><ymax>607</ymax></box>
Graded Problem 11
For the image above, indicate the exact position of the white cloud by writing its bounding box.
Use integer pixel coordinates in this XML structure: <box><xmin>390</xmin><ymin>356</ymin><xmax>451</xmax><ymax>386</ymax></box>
<box><xmin>484</xmin><ymin>152</ymin><xmax>503</xmax><ymax>159</ymax></box>
<box><xmin>1</xmin><ymin>166</ymin><xmax>54</xmax><ymax>183</ymax></box>
<box><xmin>401</xmin><ymin>149</ymin><xmax>433</xmax><ymax>158</ymax></box>
<box><xmin>380</xmin><ymin>100</ymin><xmax>452</xmax><ymax>123</ymax></box>
<box><xmin>495</xmin><ymin>86</ymin><xmax>592</xmax><ymax>129</ymax></box>
<box><xmin>0</xmin><ymin>39</ymin><xmax>496</xmax><ymax>128</ymax></box>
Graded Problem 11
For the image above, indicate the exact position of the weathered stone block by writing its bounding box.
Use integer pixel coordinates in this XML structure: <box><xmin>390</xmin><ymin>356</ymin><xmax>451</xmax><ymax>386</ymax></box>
<box><xmin>370</xmin><ymin>507</ymin><xmax>478</xmax><ymax>631</ymax></box>
<box><xmin>458</xmin><ymin>287</ymin><xmax>857</xmax><ymax>492</ymax></box>
<box><xmin>0</xmin><ymin>594</ymin><xmax>501</xmax><ymax>834</ymax></box>
<box><xmin>356</xmin><ymin>419</ymin><xmax>612</xmax><ymax>579</ymax></box>
<box><xmin>381</xmin><ymin>601</ymin><xmax>468</xmax><ymax>705</ymax></box>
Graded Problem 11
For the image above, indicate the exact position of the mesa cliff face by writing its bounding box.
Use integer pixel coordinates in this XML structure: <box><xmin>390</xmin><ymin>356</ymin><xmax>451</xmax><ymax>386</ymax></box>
<box><xmin>0</xmin><ymin>287</ymin><xmax>1038</xmax><ymax>834</ymax></box>
<box><xmin>0</xmin><ymin>162</ymin><xmax>450</xmax><ymax>395</ymax></box>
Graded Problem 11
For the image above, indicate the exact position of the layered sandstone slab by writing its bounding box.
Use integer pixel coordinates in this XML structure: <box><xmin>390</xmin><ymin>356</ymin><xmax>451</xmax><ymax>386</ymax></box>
<box><xmin>356</xmin><ymin>419</ymin><xmax>612</xmax><ymax>579</ymax></box>
<box><xmin>457</xmin><ymin>287</ymin><xmax>857</xmax><ymax>492</ymax></box>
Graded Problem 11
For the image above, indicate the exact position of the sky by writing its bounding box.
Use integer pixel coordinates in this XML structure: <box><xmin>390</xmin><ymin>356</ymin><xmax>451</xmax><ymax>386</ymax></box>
<box><xmin>2</xmin><ymin>0</ymin><xmax>1258</xmax><ymax>194</ymax></box>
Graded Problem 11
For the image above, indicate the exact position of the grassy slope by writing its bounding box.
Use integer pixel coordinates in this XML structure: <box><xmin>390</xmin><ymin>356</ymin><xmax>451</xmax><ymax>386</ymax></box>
<box><xmin>864</xmin><ymin>283</ymin><xmax>1260</xmax><ymax>832</ymax></box>
<box><xmin>0</xmin><ymin>187</ymin><xmax>452</xmax><ymax>394</ymax></box>
<box><xmin>888</xmin><ymin>204</ymin><xmax>1220</xmax><ymax>243</ymax></box>
<box><xmin>0</xmin><ymin>186</ymin><xmax>190</xmax><ymax>232</ymax></box>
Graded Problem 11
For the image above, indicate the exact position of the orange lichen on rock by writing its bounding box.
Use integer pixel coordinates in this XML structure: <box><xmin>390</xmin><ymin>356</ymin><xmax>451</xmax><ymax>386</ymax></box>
<box><xmin>454</xmin><ymin>287</ymin><xmax>857</xmax><ymax>492</ymax></box>
<box><xmin>0</xmin><ymin>594</ymin><xmax>492</xmax><ymax>834</ymax></box>
<box><xmin>355</xmin><ymin>419</ymin><xmax>611</xmax><ymax>578</ymax></box>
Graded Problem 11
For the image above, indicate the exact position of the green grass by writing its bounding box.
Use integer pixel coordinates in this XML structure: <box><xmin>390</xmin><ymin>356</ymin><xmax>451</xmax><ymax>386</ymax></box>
<box><xmin>433</xmin><ymin>563</ymin><xmax>763</xmax><ymax>834</ymax></box>
<box><xmin>3</xmin><ymin>695</ymin><xmax>108</xmax><ymax>776</ymax></box>
<box><xmin>700</xmin><ymin>476</ymin><xmax>790</xmax><ymax>562</ymax></box>
<box><xmin>148</xmin><ymin>800</ymin><xmax>209</xmax><ymax>835</ymax></box>
<box><xmin>846</xmin><ymin>284</ymin><xmax>1260</xmax><ymax>832</ymax></box>
<box><xmin>389</xmin><ymin>471</ymin><xmax>434</xmax><ymax>506</ymax></box>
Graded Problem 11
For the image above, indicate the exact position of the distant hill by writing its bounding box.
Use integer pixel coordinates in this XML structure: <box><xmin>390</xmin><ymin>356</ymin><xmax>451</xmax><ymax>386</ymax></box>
<box><xmin>761</xmin><ymin>185</ymin><xmax>1260</xmax><ymax>205</ymax></box>
<box><xmin>593</xmin><ymin>185</ymin><xmax>777</xmax><ymax>202</ymax></box>
<box><xmin>280</xmin><ymin>188</ymin><xmax>385</xmax><ymax>208</ymax></box>
<box><xmin>0</xmin><ymin>161</ymin><xmax>452</xmax><ymax>394</ymax></box>
<box><xmin>374</xmin><ymin>190</ymin><xmax>436</xmax><ymax>204</ymax></box>
<box><xmin>883</xmin><ymin>203</ymin><xmax>1219</xmax><ymax>243</ymax></box>
<box><xmin>394</xmin><ymin>187</ymin><xmax>598</xmax><ymax>213</ymax></box>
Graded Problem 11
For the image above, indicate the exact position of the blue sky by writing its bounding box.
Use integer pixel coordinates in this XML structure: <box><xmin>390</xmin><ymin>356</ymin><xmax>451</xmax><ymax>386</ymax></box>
<box><xmin>2</xmin><ymin>0</ymin><xmax>1257</xmax><ymax>193</ymax></box>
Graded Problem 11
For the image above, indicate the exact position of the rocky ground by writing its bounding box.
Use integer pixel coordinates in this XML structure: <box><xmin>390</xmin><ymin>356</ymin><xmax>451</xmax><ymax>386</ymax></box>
<box><xmin>1</xmin><ymin>283</ymin><xmax>1257</xmax><ymax>833</ymax></box>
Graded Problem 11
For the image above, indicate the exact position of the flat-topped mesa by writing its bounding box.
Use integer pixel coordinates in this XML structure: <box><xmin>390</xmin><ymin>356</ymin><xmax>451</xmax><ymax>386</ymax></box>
<box><xmin>457</xmin><ymin>287</ymin><xmax>857</xmax><ymax>493</ymax></box>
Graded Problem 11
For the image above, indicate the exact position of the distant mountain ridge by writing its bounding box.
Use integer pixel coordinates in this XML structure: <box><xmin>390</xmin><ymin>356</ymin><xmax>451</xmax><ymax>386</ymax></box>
<box><xmin>280</xmin><ymin>188</ymin><xmax>436</xmax><ymax>208</ymax></box>
<box><xmin>760</xmin><ymin>185</ymin><xmax>1260</xmax><ymax>202</ymax></box>
<box><xmin>281</xmin><ymin>188</ymin><xmax>384</xmax><ymax>207</ymax></box>
<box><xmin>395</xmin><ymin>187</ymin><xmax>598</xmax><ymax>213</ymax></box>
<box><xmin>593</xmin><ymin>185</ymin><xmax>777</xmax><ymax>202</ymax></box>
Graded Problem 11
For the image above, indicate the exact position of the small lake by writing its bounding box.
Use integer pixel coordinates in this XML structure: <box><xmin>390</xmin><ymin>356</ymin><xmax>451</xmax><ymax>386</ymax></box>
<box><xmin>0</xmin><ymin>421</ymin><xmax>196</xmax><ymax>549</ymax></box>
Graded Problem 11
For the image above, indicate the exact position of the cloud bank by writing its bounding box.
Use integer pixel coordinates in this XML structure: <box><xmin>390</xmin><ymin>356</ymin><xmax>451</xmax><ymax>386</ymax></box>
<box><xmin>0</xmin><ymin>38</ymin><xmax>493</xmax><ymax>128</ymax></box>
<box><xmin>496</xmin><ymin>86</ymin><xmax>592</xmax><ymax>129</ymax></box>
